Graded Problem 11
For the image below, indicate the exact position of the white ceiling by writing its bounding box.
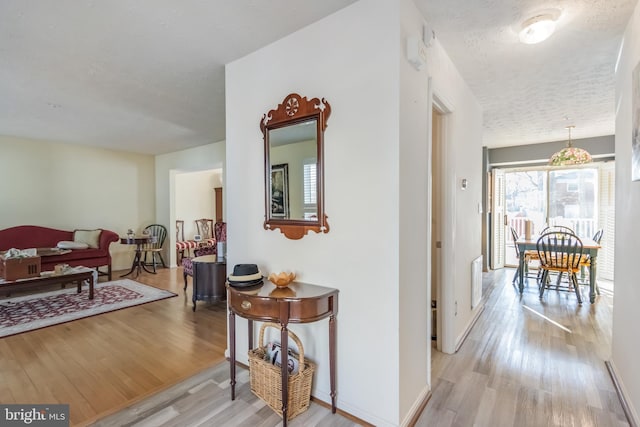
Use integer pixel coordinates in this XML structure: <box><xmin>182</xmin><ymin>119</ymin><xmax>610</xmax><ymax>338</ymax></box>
<box><xmin>1</xmin><ymin>1</ymin><xmax>636</xmax><ymax>154</ymax></box>
<box><xmin>0</xmin><ymin>0</ymin><xmax>356</xmax><ymax>155</ymax></box>
<box><xmin>415</xmin><ymin>0</ymin><xmax>638</xmax><ymax>148</ymax></box>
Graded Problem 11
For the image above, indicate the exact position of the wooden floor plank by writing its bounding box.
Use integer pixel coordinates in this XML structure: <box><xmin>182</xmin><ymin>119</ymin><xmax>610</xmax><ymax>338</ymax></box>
<box><xmin>2</xmin><ymin>266</ymin><xmax>628</xmax><ymax>426</ymax></box>
<box><xmin>419</xmin><ymin>269</ymin><xmax>628</xmax><ymax>427</ymax></box>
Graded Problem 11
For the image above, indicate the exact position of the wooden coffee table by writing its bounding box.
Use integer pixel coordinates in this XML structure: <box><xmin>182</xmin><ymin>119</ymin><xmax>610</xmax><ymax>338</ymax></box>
<box><xmin>0</xmin><ymin>268</ymin><xmax>95</xmax><ymax>299</ymax></box>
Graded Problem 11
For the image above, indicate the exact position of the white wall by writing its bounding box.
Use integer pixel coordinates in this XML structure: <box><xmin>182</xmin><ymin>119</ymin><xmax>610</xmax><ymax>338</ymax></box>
<box><xmin>226</xmin><ymin>0</ymin><xmax>401</xmax><ymax>424</ymax></box>
<box><xmin>423</xmin><ymin>22</ymin><xmax>484</xmax><ymax>354</ymax></box>
<box><xmin>398</xmin><ymin>0</ymin><xmax>430</xmax><ymax>420</ymax></box>
<box><xmin>175</xmin><ymin>169</ymin><xmax>222</xmax><ymax>239</ymax></box>
<box><xmin>397</xmin><ymin>0</ymin><xmax>484</xmax><ymax>418</ymax></box>
<box><xmin>226</xmin><ymin>0</ymin><xmax>483</xmax><ymax>423</ymax></box>
<box><xmin>0</xmin><ymin>135</ymin><xmax>155</xmax><ymax>270</ymax></box>
<box><xmin>612</xmin><ymin>1</ymin><xmax>640</xmax><ymax>423</ymax></box>
<box><xmin>155</xmin><ymin>141</ymin><xmax>225</xmax><ymax>267</ymax></box>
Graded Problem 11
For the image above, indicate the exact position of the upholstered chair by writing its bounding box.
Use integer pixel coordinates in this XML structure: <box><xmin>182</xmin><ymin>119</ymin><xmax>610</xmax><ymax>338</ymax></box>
<box><xmin>175</xmin><ymin>220</ymin><xmax>197</xmax><ymax>263</ymax></box>
<box><xmin>182</xmin><ymin>221</ymin><xmax>226</xmax><ymax>290</ymax></box>
<box><xmin>182</xmin><ymin>245</ymin><xmax>216</xmax><ymax>290</ymax></box>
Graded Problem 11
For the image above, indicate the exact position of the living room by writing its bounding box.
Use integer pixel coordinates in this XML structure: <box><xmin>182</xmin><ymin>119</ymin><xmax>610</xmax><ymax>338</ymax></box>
<box><xmin>2</xmin><ymin>0</ymin><xmax>640</xmax><ymax>426</ymax></box>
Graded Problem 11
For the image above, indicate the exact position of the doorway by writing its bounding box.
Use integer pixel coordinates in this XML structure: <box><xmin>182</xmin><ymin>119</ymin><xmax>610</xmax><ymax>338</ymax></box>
<box><xmin>431</xmin><ymin>107</ymin><xmax>443</xmax><ymax>349</ymax></box>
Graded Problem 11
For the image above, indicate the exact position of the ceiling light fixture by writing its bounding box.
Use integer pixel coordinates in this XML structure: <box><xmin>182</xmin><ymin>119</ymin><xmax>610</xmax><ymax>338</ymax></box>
<box><xmin>549</xmin><ymin>126</ymin><xmax>592</xmax><ymax>166</ymax></box>
<box><xmin>519</xmin><ymin>14</ymin><xmax>557</xmax><ymax>44</ymax></box>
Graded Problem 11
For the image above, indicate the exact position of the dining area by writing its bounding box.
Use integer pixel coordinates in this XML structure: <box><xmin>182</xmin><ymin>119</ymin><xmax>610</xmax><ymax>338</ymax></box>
<box><xmin>512</xmin><ymin>223</ymin><xmax>604</xmax><ymax>304</ymax></box>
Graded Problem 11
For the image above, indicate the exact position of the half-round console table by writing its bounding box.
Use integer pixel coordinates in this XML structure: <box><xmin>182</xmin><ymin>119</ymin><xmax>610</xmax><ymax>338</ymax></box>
<box><xmin>227</xmin><ymin>281</ymin><xmax>339</xmax><ymax>425</ymax></box>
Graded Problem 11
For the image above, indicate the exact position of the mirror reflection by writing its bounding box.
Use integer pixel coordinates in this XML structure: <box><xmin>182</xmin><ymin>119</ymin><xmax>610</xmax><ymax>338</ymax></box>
<box><xmin>268</xmin><ymin>120</ymin><xmax>318</xmax><ymax>221</ymax></box>
<box><xmin>260</xmin><ymin>93</ymin><xmax>330</xmax><ymax>240</ymax></box>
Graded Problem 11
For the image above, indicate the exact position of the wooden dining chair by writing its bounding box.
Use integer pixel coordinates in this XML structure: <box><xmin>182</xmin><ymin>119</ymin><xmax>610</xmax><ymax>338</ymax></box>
<box><xmin>540</xmin><ymin>225</ymin><xmax>575</xmax><ymax>234</ymax></box>
<box><xmin>578</xmin><ymin>229</ymin><xmax>603</xmax><ymax>294</ymax></box>
<box><xmin>195</xmin><ymin>218</ymin><xmax>216</xmax><ymax>247</ymax></box>
<box><xmin>536</xmin><ymin>231</ymin><xmax>584</xmax><ymax>304</ymax></box>
<box><xmin>510</xmin><ymin>227</ymin><xmax>539</xmax><ymax>285</ymax></box>
<box><xmin>141</xmin><ymin>224</ymin><xmax>167</xmax><ymax>273</ymax></box>
<box><xmin>175</xmin><ymin>220</ymin><xmax>197</xmax><ymax>263</ymax></box>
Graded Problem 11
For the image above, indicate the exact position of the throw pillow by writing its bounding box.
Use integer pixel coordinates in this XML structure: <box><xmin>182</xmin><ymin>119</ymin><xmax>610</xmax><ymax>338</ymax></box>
<box><xmin>57</xmin><ymin>240</ymin><xmax>89</xmax><ymax>250</ymax></box>
<box><xmin>73</xmin><ymin>229</ymin><xmax>102</xmax><ymax>249</ymax></box>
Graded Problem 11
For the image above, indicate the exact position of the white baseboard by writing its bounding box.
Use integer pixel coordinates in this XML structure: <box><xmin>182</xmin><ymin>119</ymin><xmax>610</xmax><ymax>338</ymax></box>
<box><xmin>606</xmin><ymin>359</ymin><xmax>639</xmax><ymax>427</ymax></box>
<box><xmin>400</xmin><ymin>386</ymin><xmax>432</xmax><ymax>427</ymax></box>
<box><xmin>455</xmin><ymin>301</ymin><xmax>485</xmax><ymax>352</ymax></box>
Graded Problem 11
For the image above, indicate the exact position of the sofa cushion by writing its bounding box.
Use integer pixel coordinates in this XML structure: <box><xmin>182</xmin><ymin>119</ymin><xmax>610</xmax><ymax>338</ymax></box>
<box><xmin>74</xmin><ymin>229</ymin><xmax>102</xmax><ymax>249</ymax></box>
<box><xmin>50</xmin><ymin>248</ymin><xmax>108</xmax><ymax>262</ymax></box>
<box><xmin>57</xmin><ymin>241</ymin><xmax>89</xmax><ymax>250</ymax></box>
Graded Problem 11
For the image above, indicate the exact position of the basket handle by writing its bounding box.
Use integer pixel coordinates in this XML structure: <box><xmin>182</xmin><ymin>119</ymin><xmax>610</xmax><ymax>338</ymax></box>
<box><xmin>258</xmin><ymin>322</ymin><xmax>306</xmax><ymax>373</ymax></box>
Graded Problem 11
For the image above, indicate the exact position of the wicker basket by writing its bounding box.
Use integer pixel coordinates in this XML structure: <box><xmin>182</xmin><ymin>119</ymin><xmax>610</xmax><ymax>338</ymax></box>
<box><xmin>248</xmin><ymin>322</ymin><xmax>315</xmax><ymax>420</ymax></box>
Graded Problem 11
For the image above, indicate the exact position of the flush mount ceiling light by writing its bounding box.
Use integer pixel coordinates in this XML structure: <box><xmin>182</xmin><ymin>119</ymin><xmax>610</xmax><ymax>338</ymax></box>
<box><xmin>519</xmin><ymin>14</ymin><xmax>557</xmax><ymax>44</ymax></box>
<box><xmin>549</xmin><ymin>125</ymin><xmax>593</xmax><ymax>166</ymax></box>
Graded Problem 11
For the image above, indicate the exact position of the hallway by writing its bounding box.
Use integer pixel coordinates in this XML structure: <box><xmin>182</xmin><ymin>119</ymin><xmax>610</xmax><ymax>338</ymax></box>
<box><xmin>418</xmin><ymin>268</ymin><xmax>627</xmax><ymax>426</ymax></box>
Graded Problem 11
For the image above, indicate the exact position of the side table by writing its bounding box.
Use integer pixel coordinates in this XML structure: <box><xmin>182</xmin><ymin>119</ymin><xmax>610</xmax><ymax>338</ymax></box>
<box><xmin>227</xmin><ymin>281</ymin><xmax>338</xmax><ymax>426</ymax></box>
<box><xmin>191</xmin><ymin>255</ymin><xmax>226</xmax><ymax>311</ymax></box>
<box><xmin>120</xmin><ymin>236</ymin><xmax>155</xmax><ymax>278</ymax></box>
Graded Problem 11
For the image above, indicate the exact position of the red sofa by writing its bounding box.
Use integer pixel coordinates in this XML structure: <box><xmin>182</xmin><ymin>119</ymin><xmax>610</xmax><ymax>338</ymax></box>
<box><xmin>0</xmin><ymin>225</ymin><xmax>119</xmax><ymax>280</ymax></box>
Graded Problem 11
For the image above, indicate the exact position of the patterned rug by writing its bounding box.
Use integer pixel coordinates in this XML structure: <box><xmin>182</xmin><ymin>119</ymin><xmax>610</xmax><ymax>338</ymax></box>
<box><xmin>0</xmin><ymin>279</ymin><xmax>176</xmax><ymax>338</ymax></box>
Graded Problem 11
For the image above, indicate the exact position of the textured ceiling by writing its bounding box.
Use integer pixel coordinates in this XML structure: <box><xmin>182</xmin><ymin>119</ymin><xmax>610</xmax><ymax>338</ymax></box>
<box><xmin>0</xmin><ymin>1</ymin><xmax>356</xmax><ymax>154</ymax></box>
<box><xmin>415</xmin><ymin>0</ymin><xmax>638</xmax><ymax>148</ymax></box>
<box><xmin>1</xmin><ymin>1</ymin><xmax>636</xmax><ymax>154</ymax></box>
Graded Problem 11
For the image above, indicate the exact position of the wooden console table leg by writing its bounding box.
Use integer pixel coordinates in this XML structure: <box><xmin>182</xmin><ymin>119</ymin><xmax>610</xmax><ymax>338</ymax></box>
<box><xmin>329</xmin><ymin>314</ymin><xmax>337</xmax><ymax>413</ymax></box>
<box><xmin>229</xmin><ymin>310</ymin><xmax>236</xmax><ymax>400</ymax></box>
<box><xmin>280</xmin><ymin>323</ymin><xmax>289</xmax><ymax>426</ymax></box>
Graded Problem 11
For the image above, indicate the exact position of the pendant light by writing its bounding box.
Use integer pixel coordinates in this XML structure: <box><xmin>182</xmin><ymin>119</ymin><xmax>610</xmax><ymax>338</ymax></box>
<box><xmin>549</xmin><ymin>125</ymin><xmax>592</xmax><ymax>166</ymax></box>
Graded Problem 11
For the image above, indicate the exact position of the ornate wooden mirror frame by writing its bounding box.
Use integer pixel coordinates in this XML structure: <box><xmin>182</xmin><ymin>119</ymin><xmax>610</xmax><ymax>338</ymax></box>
<box><xmin>260</xmin><ymin>93</ymin><xmax>331</xmax><ymax>239</ymax></box>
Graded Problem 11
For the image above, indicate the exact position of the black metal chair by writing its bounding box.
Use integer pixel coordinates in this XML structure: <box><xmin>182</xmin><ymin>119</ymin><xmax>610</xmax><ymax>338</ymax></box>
<box><xmin>141</xmin><ymin>224</ymin><xmax>167</xmax><ymax>273</ymax></box>
<box><xmin>536</xmin><ymin>231</ymin><xmax>584</xmax><ymax>304</ymax></box>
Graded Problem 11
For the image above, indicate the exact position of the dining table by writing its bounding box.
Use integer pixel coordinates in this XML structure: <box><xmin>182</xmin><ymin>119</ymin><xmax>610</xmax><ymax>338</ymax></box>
<box><xmin>516</xmin><ymin>236</ymin><xmax>602</xmax><ymax>303</ymax></box>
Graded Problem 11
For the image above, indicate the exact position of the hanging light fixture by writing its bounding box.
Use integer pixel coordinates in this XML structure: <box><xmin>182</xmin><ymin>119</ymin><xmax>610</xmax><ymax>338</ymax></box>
<box><xmin>549</xmin><ymin>125</ymin><xmax>592</xmax><ymax>166</ymax></box>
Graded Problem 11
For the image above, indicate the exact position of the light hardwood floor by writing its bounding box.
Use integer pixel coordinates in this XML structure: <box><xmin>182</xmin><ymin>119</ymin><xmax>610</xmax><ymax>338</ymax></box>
<box><xmin>2</xmin><ymin>267</ymin><xmax>626</xmax><ymax>426</ymax></box>
<box><xmin>417</xmin><ymin>268</ymin><xmax>627</xmax><ymax>426</ymax></box>
<box><xmin>0</xmin><ymin>267</ymin><xmax>227</xmax><ymax>426</ymax></box>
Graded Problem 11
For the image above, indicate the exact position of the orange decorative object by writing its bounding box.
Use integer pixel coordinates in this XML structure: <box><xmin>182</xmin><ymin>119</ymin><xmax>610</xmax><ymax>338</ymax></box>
<box><xmin>268</xmin><ymin>271</ymin><xmax>296</xmax><ymax>287</ymax></box>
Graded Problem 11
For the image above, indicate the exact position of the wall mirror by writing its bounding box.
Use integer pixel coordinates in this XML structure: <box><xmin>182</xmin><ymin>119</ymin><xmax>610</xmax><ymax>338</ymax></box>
<box><xmin>260</xmin><ymin>93</ymin><xmax>331</xmax><ymax>239</ymax></box>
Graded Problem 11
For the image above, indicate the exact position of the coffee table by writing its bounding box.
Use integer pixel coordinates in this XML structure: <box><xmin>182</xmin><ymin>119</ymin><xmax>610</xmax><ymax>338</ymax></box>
<box><xmin>0</xmin><ymin>267</ymin><xmax>96</xmax><ymax>299</ymax></box>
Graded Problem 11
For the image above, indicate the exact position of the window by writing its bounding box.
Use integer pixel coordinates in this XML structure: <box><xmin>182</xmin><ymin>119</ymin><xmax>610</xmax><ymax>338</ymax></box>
<box><xmin>303</xmin><ymin>159</ymin><xmax>317</xmax><ymax>219</ymax></box>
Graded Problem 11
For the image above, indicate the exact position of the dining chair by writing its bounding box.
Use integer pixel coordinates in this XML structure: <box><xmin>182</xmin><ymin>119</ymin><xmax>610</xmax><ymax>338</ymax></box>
<box><xmin>510</xmin><ymin>227</ymin><xmax>539</xmax><ymax>284</ymax></box>
<box><xmin>578</xmin><ymin>229</ymin><xmax>604</xmax><ymax>294</ymax></box>
<box><xmin>141</xmin><ymin>224</ymin><xmax>167</xmax><ymax>273</ymax></box>
<box><xmin>540</xmin><ymin>225</ymin><xmax>575</xmax><ymax>234</ymax></box>
<box><xmin>536</xmin><ymin>231</ymin><xmax>584</xmax><ymax>304</ymax></box>
<box><xmin>195</xmin><ymin>218</ymin><xmax>216</xmax><ymax>247</ymax></box>
<box><xmin>175</xmin><ymin>220</ymin><xmax>197</xmax><ymax>263</ymax></box>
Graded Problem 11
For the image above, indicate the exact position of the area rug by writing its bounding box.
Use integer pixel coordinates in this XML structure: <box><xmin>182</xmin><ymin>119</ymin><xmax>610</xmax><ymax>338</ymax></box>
<box><xmin>0</xmin><ymin>279</ymin><xmax>176</xmax><ymax>338</ymax></box>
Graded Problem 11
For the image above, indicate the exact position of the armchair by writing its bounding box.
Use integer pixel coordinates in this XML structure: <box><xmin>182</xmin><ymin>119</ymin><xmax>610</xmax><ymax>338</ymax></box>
<box><xmin>182</xmin><ymin>222</ymin><xmax>226</xmax><ymax>290</ymax></box>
